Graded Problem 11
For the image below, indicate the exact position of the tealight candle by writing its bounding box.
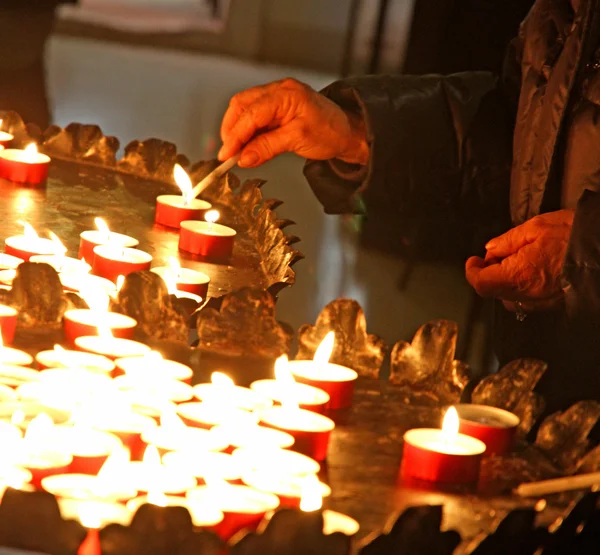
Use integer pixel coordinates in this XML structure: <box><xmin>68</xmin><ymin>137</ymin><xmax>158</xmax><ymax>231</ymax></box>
<box><xmin>36</xmin><ymin>345</ymin><xmax>115</xmax><ymax>374</ymax></box>
<box><xmin>0</xmin><ymin>334</ymin><xmax>34</xmax><ymax>367</ymax></box>
<box><xmin>0</xmin><ymin>364</ymin><xmax>38</xmax><ymax>387</ymax></box>
<box><xmin>401</xmin><ymin>407</ymin><xmax>487</xmax><ymax>484</ymax></box>
<box><xmin>41</xmin><ymin>473</ymin><xmax>137</xmax><ymax>503</ymax></box>
<box><xmin>151</xmin><ymin>258</ymin><xmax>210</xmax><ymax>297</ymax></box>
<box><xmin>60</xmin><ymin>273</ymin><xmax>116</xmax><ymax>296</ymax></box>
<box><xmin>75</xmin><ymin>333</ymin><xmax>151</xmax><ymax>360</ymax></box>
<box><xmin>0</xmin><ymin>143</ymin><xmax>50</xmax><ymax>185</ymax></box>
<box><xmin>210</xmin><ymin>424</ymin><xmax>295</xmax><ymax>452</ymax></box>
<box><xmin>91</xmin><ymin>245</ymin><xmax>152</xmax><ymax>283</ymax></box>
<box><xmin>176</xmin><ymin>401</ymin><xmax>259</xmax><ymax>430</ymax></box>
<box><xmin>90</xmin><ymin>411</ymin><xmax>156</xmax><ymax>461</ymax></box>
<box><xmin>193</xmin><ymin>372</ymin><xmax>272</xmax><ymax>412</ymax></box>
<box><xmin>141</xmin><ymin>410</ymin><xmax>228</xmax><ymax>455</ymax></box>
<box><xmin>179</xmin><ymin>210</ymin><xmax>236</xmax><ymax>259</ymax></box>
<box><xmin>455</xmin><ymin>404</ymin><xmax>520</xmax><ymax>457</ymax></box>
<box><xmin>114</xmin><ymin>375</ymin><xmax>193</xmax><ymax>403</ymax></box>
<box><xmin>0</xmin><ymin>123</ymin><xmax>14</xmax><ymax>147</ymax></box>
<box><xmin>5</xmin><ymin>222</ymin><xmax>66</xmax><ymax>261</ymax></box>
<box><xmin>232</xmin><ymin>447</ymin><xmax>320</xmax><ymax>476</ymax></box>
<box><xmin>115</xmin><ymin>351</ymin><xmax>193</xmax><ymax>383</ymax></box>
<box><xmin>29</xmin><ymin>254</ymin><xmax>90</xmax><ymax>275</ymax></box>
<box><xmin>0</xmin><ymin>402</ymin><xmax>69</xmax><ymax>430</ymax></box>
<box><xmin>187</xmin><ymin>482</ymin><xmax>279</xmax><ymax>540</ymax></box>
<box><xmin>242</xmin><ymin>469</ymin><xmax>331</xmax><ymax>509</ymax></box>
<box><xmin>163</xmin><ymin>451</ymin><xmax>242</xmax><ymax>484</ymax></box>
<box><xmin>79</xmin><ymin>218</ymin><xmax>139</xmax><ymax>265</ymax></box>
<box><xmin>64</xmin><ymin>309</ymin><xmax>137</xmax><ymax>344</ymax></box>
<box><xmin>251</xmin><ymin>356</ymin><xmax>329</xmax><ymax>413</ymax></box>
<box><xmin>155</xmin><ymin>165</ymin><xmax>212</xmax><ymax>229</ymax></box>
<box><xmin>0</xmin><ymin>252</ymin><xmax>23</xmax><ymax>269</ymax></box>
<box><xmin>0</xmin><ymin>384</ymin><xmax>17</xmax><ymax>402</ymax></box>
<box><xmin>0</xmin><ymin>304</ymin><xmax>17</xmax><ymax>345</ymax></box>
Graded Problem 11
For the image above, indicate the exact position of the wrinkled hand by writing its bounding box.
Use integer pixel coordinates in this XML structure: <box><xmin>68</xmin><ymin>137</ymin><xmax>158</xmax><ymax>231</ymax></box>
<box><xmin>218</xmin><ymin>78</ymin><xmax>369</xmax><ymax>168</ymax></box>
<box><xmin>465</xmin><ymin>210</ymin><xmax>574</xmax><ymax>312</ymax></box>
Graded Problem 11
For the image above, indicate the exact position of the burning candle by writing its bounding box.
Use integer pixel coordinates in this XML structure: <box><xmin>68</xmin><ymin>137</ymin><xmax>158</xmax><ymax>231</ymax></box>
<box><xmin>0</xmin><ymin>252</ymin><xmax>24</xmax><ymax>269</ymax></box>
<box><xmin>176</xmin><ymin>401</ymin><xmax>259</xmax><ymax>430</ymax></box>
<box><xmin>179</xmin><ymin>210</ymin><xmax>236</xmax><ymax>259</ymax></box>
<box><xmin>5</xmin><ymin>222</ymin><xmax>67</xmax><ymax>261</ymax></box>
<box><xmin>242</xmin><ymin>469</ymin><xmax>331</xmax><ymax>509</ymax></box>
<box><xmin>30</xmin><ymin>254</ymin><xmax>90</xmax><ymax>275</ymax></box>
<box><xmin>401</xmin><ymin>407</ymin><xmax>487</xmax><ymax>484</ymax></box>
<box><xmin>151</xmin><ymin>257</ymin><xmax>210</xmax><ymax>298</ymax></box>
<box><xmin>232</xmin><ymin>447</ymin><xmax>320</xmax><ymax>477</ymax></box>
<box><xmin>0</xmin><ymin>334</ymin><xmax>34</xmax><ymax>367</ymax></box>
<box><xmin>114</xmin><ymin>375</ymin><xmax>193</xmax><ymax>403</ymax></box>
<box><xmin>455</xmin><ymin>404</ymin><xmax>520</xmax><ymax>457</ymax></box>
<box><xmin>36</xmin><ymin>345</ymin><xmax>116</xmax><ymax>374</ymax></box>
<box><xmin>63</xmin><ymin>288</ymin><xmax>137</xmax><ymax>343</ymax></box>
<box><xmin>79</xmin><ymin>218</ymin><xmax>139</xmax><ymax>265</ymax></box>
<box><xmin>75</xmin><ymin>327</ymin><xmax>151</xmax><ymax>360</ymax></box>
<box><xmin>141</xmin><ymin>410</ymin><xmax>228</xmax><ymax>455</ymax></box>
<box><xmin>91</xmin><ymin>245</ymin><xmax>152</xmax><ymax>283</ymax></box>
<box><xmin>159</xmin><ymin>271</ymin><xmax>204</xmax><ymax>307</ymax></box>
<box><xmin>251</xmin><ymin>356</ymin><xmax>330</xmax><ymax>413</ymax></box>
<box><xmin>0</xmin><ymin>121</ymin><xmax>14</xmax><ymax>147</ymax></box>
<box><xmin>259</xmin><ymin>357</ymin><xmax>335</xmax><ymax>461</ymax></box>
<box><xmin>60</xmin><ymin>273</ymin><xmax>116</xmax><ymax>296</ymax></box>
<box><xmin>210</xmin><ymin>424</ymin><xmax>295</xmax><ymax>451</ymax></box>
<box><xmin>127</xmin><ymin>490</ymin><xmax>223</xmax><ymax>528</ymax></box>
<box><xmin>59</xmin><ymin>497</ymin><xmax>133</xmax><ymax>530</ymax></box>
<box><xmin>300</xmin><ymin>475</ymin><xmax>359</xmax><ymax>536</ymax></box>
<box><xmin>0</xmin><ymin>365</ymin><xmax>38</xmax><ymax>388</ymax></box>
<box><xmin>0</xmin><ymin>304</ymin><xmax>17</xmax><ymax>345</ymax></box>
<box><xmin>289</xmin><ymin>333</ymin><xmax>358</xmax><ymax>410</ymax></box>
<box><xmin>124</xmin><ymin>445</ymin><xmax>196</xmax><ymax>495</ymax></box>
<box><xmin>193</xmin><ymin>372</ymin><xmax>272</xmax><ymax>412</ymax></box>
<box><xmin>162</xmin><ymin>450</ymin><xmax>243</xmax><ymax>484</ymax></box>
<box><xmin>0</xmin><ymin>143</ymin><xmax>50</xmax><ymax>185</ymax></box>
<box><xmin>115</xmin><ymin>351</ymin><xmax>193</xmax><ymax>383</ymax></box>
<box><xmin>155</xmin><ymin>164</ymin><xmax>212</xmax><ymax>229</ymax></box>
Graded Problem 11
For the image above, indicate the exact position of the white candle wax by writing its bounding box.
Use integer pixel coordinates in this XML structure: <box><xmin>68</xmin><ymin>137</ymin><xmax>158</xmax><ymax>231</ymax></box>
<box><xmin>127</xmin><ymin>494</ymin><xmax>223</xmax><ymax>528</ymax></box>
<box><xmin>0</xmin><ymin>348</ymin><xmax>34</xmax><ymax>367</ymax></box>
<box><xmin>242</xmin><ymin>469</ymin><xmax>331</xmax><ymax>500</ymax></box>
<box><xmin>115</xmin><ymin>355</ymin><xmax>192</xmax><ymax>383</ymax></box>
<box><xmin>260</xmin><ymin>406</ymin><xmax>335</xmax><ymax>434</ymax></box>
<box><xmin>172</xmin><ymin>290</ymin><xmax>203</xmax><ymax>304</ymax></box>
<box><xmin>151</xmin><ymin>266</ymin><xmax>210</xmax><ymax>287</ymax></box>
<box><xmin>60</xmin><ymin>273</ymin><xmax>116</xmax><ymax>295</ymax></box>
<box><xmin>121</xmin><ymin>391</ymin><xmax>176</xmax><ymax>420</ymax></box>
<box><xmin>91</xmin><ymin>410</ymin><xmax>157</xmax><ymax>436</ymax></box>
<box><xmin>176</xmin><ymin>402</ymin><xmax>259</xmax><ymax>429</ymax></box>
<box><xmin>64</xmin><ymin>309</ymin><xmax>137</xmax><ymax>332</ymax></box>
<box><xmin>0</xmin><ymin>364</ymin><xmax>38</xmax><ymax>387</ymax></box>
<box><xmin>36</xmin><ymin>349</ymin><xmax>115</xmax><ymax>374</ymax></box>
<box><xmin>210</xmin><ymin>424</ymin><xmax>295</xmax><ymax>450</ymax></box>
<box><xmin>0</xmin><ymin>253</ymin><xmax>23</xmax><ymax>270</ymax></box>
<box><xmin>250</xmin><ymin>380</ymin><xmax>330</xmax><ymax>407</ymax></box>
<box><xmin>322</xmin><ymin>511</ymin><xmax>360</xmax><ymax>536</ymax></box>
<box><xmin>0</xmin><ymin>131</ymin><xmax>14</xmax><ymax>143</ymax></box>
<box><xmin>75</xmin><ymin>336</ymin><xmax>151</xmax><ymax>359</ymax></box>
<box><xmin>163</xmin><ymin>451</ymin><xmax>242</xmax><ymax>481</ymax></box>
<box><xmin>0</xmin><ymin>149</ymin><xmax>50</xmax><ymax>164</ymax></box>
<box><xmin>157</xmin><ymin>195</ymin><xmax>212</xmax><ymax>211</ymax></box>
<box><xmin>124</xmin><ymin>461</ymin><xmax>196</xmax><ymax>494</ymax></box>
<box><xmin>192</xmin><ymin>383</ymin><xmax>272</xmax><ymax>412</ymax></box>
<box><xmin>0</xmin><ymin>269</ymin><xmax>15</xmax><ymax>286</ymax></box>
<box><xmin>29</xmin><ymin>255</ymin><xmax>89</xmax><ymax>274</ymax></box>
<box><xmin>0</xmin><ymin>384</ymin><xmax>17</xmax><ymax>402</ymax></box>
<box><xmin>93</xmin><ymin>245</ymin><xmax>152</xmax><ymax>265</ymax></box>
<box><xmin>50</xmin><ymin>426</ymin><xmax>122</xmax><ymax>458</ymax></box>
<box><xmin>142</xmin><ymin>424</ymin><xmax>228</xmax><ymax>453</ymax></box>
<box><xmin>403</xmin><ymin>429</ymin><xmax>487</xmax><ymax>456</ymax></box>
<box><xmin>42</xmin><ymin>473</ymin><xmax>137</xmax><ymax>502</ymax></box>
<box><xmin>58</xmin><ymin>498</ymin><xmax>133</xmax><ymax>528</ymax></box>
<box><xmin>232</xmin><ymin>447</ymin><xmax>320</xmax><ymax>476</ymax></box>
<box><xmin>80</xmin><ymin>230</ymin><xmax>138</xmax><ymax>250</ymax></box>
<box><xmin>0</xmin><ymin>466</ymin><xmax>31</xmax><ymax>498</ymax></box>
<box><xmin>180</xmin><ymin>221</ymin><xmax>236</xmax><ymax>238</ymax></box>
<box><xmin>114</xmin><ymin>375</ymin><xmax>192</xmax><ymax>403</ymax></box>
<box><xmin>289</xmin><ymin>360</ymin><xmax>358</xmax><ymax>383</ymax></box>
<box><xmin>5</xmin><ymin>235</ymin><xmax>61</xmax><ymax>257</ymax></box>
<box><xmin>186</xmin><ymin>484</ymin><xmax>279</xmax><ymax>515</ymax></box>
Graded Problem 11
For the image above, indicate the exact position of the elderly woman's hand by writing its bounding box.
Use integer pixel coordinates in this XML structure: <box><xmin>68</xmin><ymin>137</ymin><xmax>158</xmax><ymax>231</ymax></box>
<box><xmin>465</xmin><ymin>210</ymin><xmax>574</xmax><ymax>312</ymax></box>
<box><xmin>218</xmin><ymin>78</ymin><xmax>369</xmax><ymax>168</ymax></box>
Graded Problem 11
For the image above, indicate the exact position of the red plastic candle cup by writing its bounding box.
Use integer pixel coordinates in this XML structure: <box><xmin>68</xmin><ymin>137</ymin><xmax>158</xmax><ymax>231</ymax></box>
<box><xmin>0</xmin><ymin>305</ymin><xmax>17</xmax><ymax>345</ymax></box>
<box><xmin>5</xmin><ymin>234</ymin><xmax>62</xmax><ymax>262</ymax></box>
<box><xmin>250</xmin><ymin>380</ymin><xmax>330</xmax><ymax>414</ymax></box>
<box><xmin>79</xmin><ymin>230</ymin><xmax>139</xmax><ymax>265</ymax></box>
<box><xmin>455</xmin><ymin>404</ymin><xmax>520</xmax><ymax>457</ymax></box>
<box><xmin>63</xmin><ymin>309</ymin><xmax>137</xmax><ymax>344</ymax></box>
<box><xmin>115</xmin><ymin>353</ymin><xmax>193</xmax><ymax>383</ymax></box>
<box><xmin>41</xmin><ymin>473</ymin><xmax>137</xmax><ymax>503</ymax></box>
<box><xmin>91</xmin><ymin>246</ymin><xmax>152</xmax><ymax>283</ymax></box>
<box><xmin>0</xmin><ymin>253</ymin><xmax>23</xmax><ymax>270</ymax></box>
<box><xmin>23</xmin><ymin>452</ymin><xmax>73</xmax><ymax>490</ymax></box>
<box><xmin>259</xmin><ymin>407</ymin><xmax>335</xmax><ymax>462</ymax></box>
<box><xmin>176</xmin><ymin>402</ymin><xmax>259</xmax><ymax>430</ymax></box>
<box><xmin>36</xmin><ymin>348</ymin><xmax>115</xmax><ymax>374</ymax></box>
<box><xmin>155</xmin><ymin>195</ymin><xmax>212</xmax><ymax>229</ymax></box>
<box><xmin>401</xmin><ymin>428</ymin><xmax>486</xmax><ymax>484</ymax></box>
<box><xmin>0</xmin><ymin>131</ymin><xmax>14</xmax><ymax>148</ymax></box>
<box><xmin>74</xmin><ymin>336</ymin><xmax>151</xmax><ymax>360</ymax></box>
<box><xmin>187</xmin><ymin>484</ymin><xmax>280</xmax><ymax>540</ymax></box>
<box><xmin>179</xmin><ymin>220</ymin><xmax>236</xmax><ymax>259</ymax></box>
<box><xmin>289</xmin><ymin>360</ymin><xmax>358</xmax><ymax>411</ymax></box>
<box><xmin>151</xmin><ymin>266</ymin><xmax>210</xmax><ymax>298</ymax></box>
<box><xmin>0</xmin><ymin>145</ymin><xmax>50</xmax><ymax>186</ymax></box>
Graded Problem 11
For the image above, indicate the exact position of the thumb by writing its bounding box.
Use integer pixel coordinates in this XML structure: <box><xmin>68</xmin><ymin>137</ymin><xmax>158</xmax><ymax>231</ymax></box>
<box><xmin>239</xmin><ymin>128</ymin><xmax>293</xmax><ymax>167</ymax></box>
<box><xmin>485</xmin><ymin>223</ymin><xmax>535</xmax><ymax>258</ymax></box>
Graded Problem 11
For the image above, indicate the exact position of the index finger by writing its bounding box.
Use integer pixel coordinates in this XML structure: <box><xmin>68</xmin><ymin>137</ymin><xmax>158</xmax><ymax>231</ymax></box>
<box><xmin>466</xmin><ymin>256</ymin><xmax>517</xmax><ymax>298</ymax></box>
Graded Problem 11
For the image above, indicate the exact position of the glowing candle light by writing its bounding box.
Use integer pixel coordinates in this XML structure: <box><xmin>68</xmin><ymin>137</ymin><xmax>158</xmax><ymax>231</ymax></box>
<box><xmin>151</xmin><ymin>256</ymin><xmax>210</xmax><ymax>298</ymax></box>
<box><xmin>115</xmin><ymin>351</ymin><xmax>192</xmax><ymax>383</ymax></box>
<box><xmin>179</xmin><ymin>210</ymin><xmax>236</xmax><ymax>259</ymax></box>
<box><xmin>193</xmin><ymin>372</ymin><xmax>272</xmax><ymax>412</ymax></box>
<box><xmin>0</xmin><ymin>120</ymin><xmax>14</xmax><ymax>147</ymax></box>
<box><xmin>5</xmin><ymin>222</ymin><xmax>67</xmax><ymax>261</ymax></box>
<box><xmin>78</xmin><ymin>218</ymin><xmax>139</xmax><ymax>265</ymax></box>
<box><xmin>75</xmin><ymin>325</ymin><xmax>150</xmax><ymax>360</ymax></box>
<box><xmin>0</xmin><ymin>143</ymin><xmax>50</xmax><ymax>185</ymax></box>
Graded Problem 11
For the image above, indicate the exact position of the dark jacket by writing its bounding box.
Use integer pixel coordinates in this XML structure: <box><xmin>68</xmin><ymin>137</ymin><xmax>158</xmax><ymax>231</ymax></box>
<box><xmin>304</xmin><ymin>0</ymin><xmax>600</xmax><ymax>413</ymax></box>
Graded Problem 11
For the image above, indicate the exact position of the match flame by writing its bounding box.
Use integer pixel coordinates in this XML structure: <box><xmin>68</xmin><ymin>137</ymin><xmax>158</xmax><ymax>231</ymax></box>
<box><xmin>274</xmin><ymin>355</ymin><xmax>299</xmax><ymax>411</ymax></box>
<box><xmin>300</xmin><ymin>475</ymin><xmax>323</xmax><ymax>512</ymax></box>
<box><xmin>211</xmin><ymin>372</ymin><xmax>234</xmax><ymax>388</ymax></box>
<box><xmin>48</xmin><ymin>231</ymin><xmax>68</xmax><ymax>256</ymax></box>
<box><xmin>174</xmin><ymin>164</ymin><xmax>193</xmax><ymax>205</ymax></box>
<box><xmin>10</xmin><ymin>410</ymin><xmax>25</xmax><ymax>426</ymax></box>
<box><xmin>116</xmin><ymin>275</ymin><xmax>125</xmax><ymax>293</ymax></box>
<box><xmin>205</xmin><ymin>210</ymin><xmax>220</xmax><ymax>225</ymax></box>
<box><xmin>142</xmin><ymin>445</ymin><xmax>162</xmax><ymax>467</ymax></box>
<box><xmin>95</xmin><ymin>217</ymin><xmax>110</xmax><ymax>242</ymax></box>
<box><xmin>24</xmin><ymin>143</ymin><xmax>38</xmax><ymax>157</ymax></box>
<box><xmin>79</xmin><ymin>286</ymin><xmax>110</xmax><ymax>313</ymax></box>
<box><xmin>314</xmin><ymin>332</ymin><xmax>335</xmax><ymax>366</ymax></box>
<box><xmin>442</xmin><ymin>406</ymin><xmax>460</xmax><ymax>439</ymax></box>
<box><xmin>148</xmin><ymin>490</ymin><xmax>168</xmax><ymax>507</ymax></box>
<box><xmin>18</xmin><ymin>221</ymin><xmax>38</xmax><ymax>240</ymax></box>
<box><xmin>24</xmin><ymin>413</ymin><xmax>54</xmax><ymax>442</ymax></box>
<box><xmin>160</xmin><ymin>409</ymin><xmax>186</xmax><ymax>432</ymax></box>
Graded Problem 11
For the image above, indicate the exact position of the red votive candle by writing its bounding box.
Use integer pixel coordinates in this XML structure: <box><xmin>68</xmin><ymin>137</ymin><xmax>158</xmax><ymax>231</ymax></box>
<box><xmin>36</xmin><ymin>348</ymin><xmax>115</xmax><ymax>374</ymax></box>
<box><xmin>455</xmin><ymin>404</ymin><xmax>520</xmax><ymax>457</ymax></box>
<box><xmin>155</xmin><ymin>195</ymin><xmax>212</xmax><ymax>229</ymax></box>
<box><xmin>5</xmin><ymin>234</ymin><xmax>62</xmax><ymax>261</ymax></box>
<box><xmin>91</xmin><ymin>245</ymin><xmax>152</xmax><ymax>283</ymax></box>
<box><xmin>79</xmin><ymin>229</ymin><xmax>139</xmax><ymax>265</ymax></box>
<box><xmin>0</xmin><ymin>130</ymin><xmax>14</xmax><ymax>148</ymax></box>
<box><xmin>0</xmin><ymin>144</ymin><xmax>50</xmax><ymax>186</ymax></box>
<box><xmin>63</xmin><ymin>309</ymin><xmax>137</xmax><ymax>344</ymax></box>
<box><xmin>92</xmin><ymin>413</ymin><xmax>157</xmax><ymax>462</ymax></box>
<box><xmin>0</xmin><ymin>304</ymin><xmax>17</xmax><ymax>345</ymax></box>
<box><xmin>179</xmin><ymin>220</ymin><xmax>236</xmax><ymax>259</ymax></box>
<box><xmin>151</xmin><ymin>266</ymin><xmax>210</xmax><ymax>298</ymax></box>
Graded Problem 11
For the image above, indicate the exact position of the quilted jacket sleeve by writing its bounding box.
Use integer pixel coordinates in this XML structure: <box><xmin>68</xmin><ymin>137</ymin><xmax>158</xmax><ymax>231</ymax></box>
<box><xmin>304</xmin><ymin>48</ymin><xmax>520</xmax><ymax>257</ymax></box>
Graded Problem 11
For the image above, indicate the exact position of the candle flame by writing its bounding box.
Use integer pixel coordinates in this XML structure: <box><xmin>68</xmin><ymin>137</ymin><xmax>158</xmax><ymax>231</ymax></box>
<box><xmin>10</xmin><ymin>410</ymin><xmax>25</xmax><ymax>426</ymax></box>
<box><xmin>442</xmin><ymin>406</ymin><xmax>460</xmax><ymax>438</ymax></box>
<box><xmin>167</xmin><ymin>257</ymin><xmax>182</xmax><ymax>280</ymax></box>
<box><xmin>211</xmin><ymin>372</ymin><xmax>234</xmax><ymax>388</ymax></box>
<box><xmin>97</xmin><ymin>446</ymin><xmax>130</xmax><ymax>483</ymax></box>
<box><xmin>148</xmin><ymin>490</ymin><xmax>168</xmax><ymax>507</ymax></box>
<box><xmin>79</xmin><ymin>285</ymin><xmax>110</xmax><ymax>313</ymax></box>
<box><xmin>24</xmin><ymin>412</ymin><xmax>54</xmax><ymax>442</ymax></box>
<box><xmin>95</xmin><ymin>217</ymin><xmax>110</xmax><ymax>242</ymax></box>
<box><xmin>24</xmin><ymin>143</ymin><xmax>38</xmax><ymax>157</ymax></box>
<box><xmin>116</xmin><ymin>275</ymin><xmax>125</xmax><ymax>293</ymax></box>
<box><xmin>174</xmin><ymin>164</ymin><xmax>193</xmax><ymax>205</ymax></box>
<box><xmin>314</xmin><ymin>332</ymin><xmax>335</xmax><ymax>366</ymax></box>
<box><xmin>275</xmin><ymin>355</ymin><xmax>299</xmax><ymax>412</ymax></box>
<box><xmin>160</xmin><ymin>409</ymin><xmax>187</xmax><ymax>432</ymax></box>
<box><xmin>160</xmin><ymin>273</ymin><xmax>178</xmax><ymax>296</ymax></box>
<box><xmin>18</xmin><ymin>221</ymin><xmax>38</xmax><ymax>240</ymax></box>
<box><xmin>204</xmin><ymin>210</ymin><xmax>220</xmax><ymax>225</ymax></box>
<box><xmin>48</xmin><ymin>231</ymin><xmax>68</xmax><ymax>256</ymax></box>
<box><xmin>300</xmin><ymin>475</ymin><xmax>323</xmax><ymax>512</ymax></box>
<box><xmin>142</xmin><ymin>445</ymin><xmax>162</xmax><ymax>467</ymax></box>
<box><xmin>79</xmin><ymin>506</ymin><xmax>102</xmax><ymax>530</ymax></box>
<box><xmin>97</xmin><ymin>325</ymin><xmax>114</xmax><ymax>341</ymax></box>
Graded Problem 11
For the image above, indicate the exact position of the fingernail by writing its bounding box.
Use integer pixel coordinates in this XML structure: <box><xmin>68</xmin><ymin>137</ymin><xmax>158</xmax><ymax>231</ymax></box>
<box><xmin>217</xmin><ymin>146</ymin><xmax>226</xmax><ymax>161</ymax></box>
<box><xmin>486</xmin><ymin>240</ymin><xmax>496</xmax><ymax>249</ymax></box>
<box><xmin>240</xmin><ymin>151</ymin><xmax>259</xmax><ymax>167</ymax></box>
